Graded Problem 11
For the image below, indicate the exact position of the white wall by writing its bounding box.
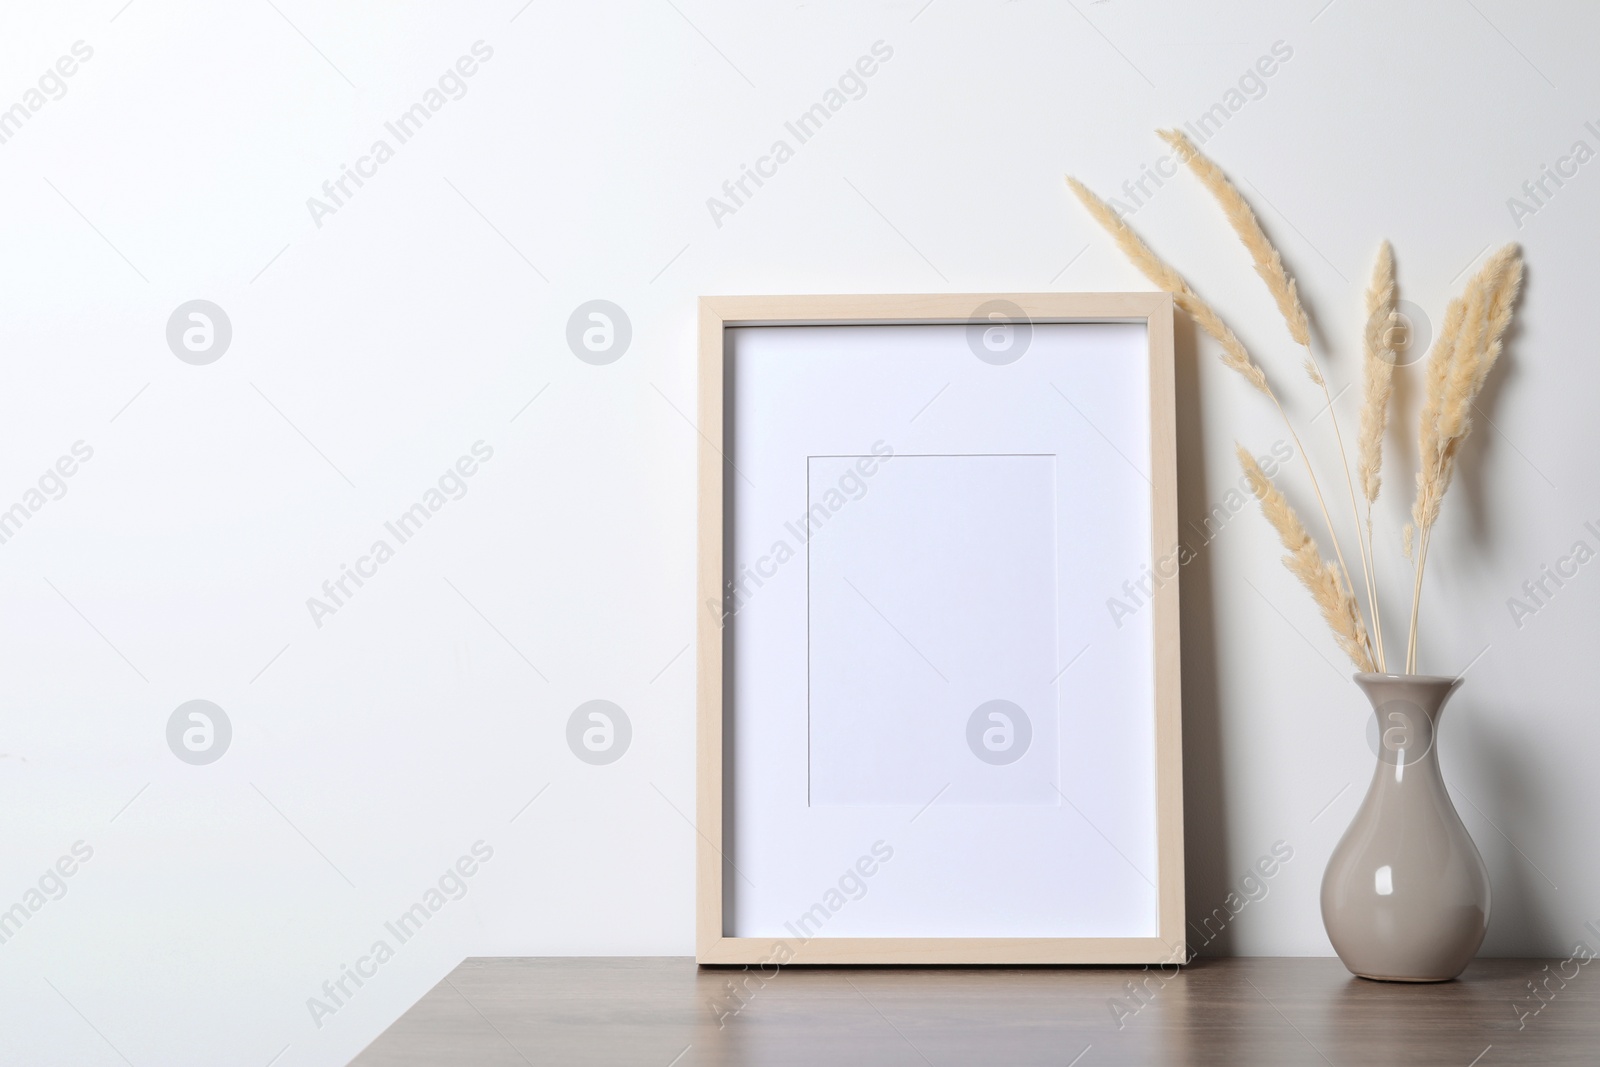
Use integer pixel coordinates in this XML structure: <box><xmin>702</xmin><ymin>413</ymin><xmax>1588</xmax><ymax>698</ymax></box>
<box><xmin>0</xmin><ymin>0</ymin><xmax>1594</xmax><ymax>1062</ymax></box>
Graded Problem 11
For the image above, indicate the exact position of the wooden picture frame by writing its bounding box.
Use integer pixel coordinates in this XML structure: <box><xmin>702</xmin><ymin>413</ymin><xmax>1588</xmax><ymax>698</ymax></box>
<box><xmin>696</xmin><ymin>293</ymin><xmax>1182</xmax><ymax>965</ymax></box>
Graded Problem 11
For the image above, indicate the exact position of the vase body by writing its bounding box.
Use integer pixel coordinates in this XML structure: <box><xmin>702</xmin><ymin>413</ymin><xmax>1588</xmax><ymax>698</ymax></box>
<box><xmin>1321</xmin><ymin>672</ymin><xmax>1490</xmax><ymax>981</ymax></box>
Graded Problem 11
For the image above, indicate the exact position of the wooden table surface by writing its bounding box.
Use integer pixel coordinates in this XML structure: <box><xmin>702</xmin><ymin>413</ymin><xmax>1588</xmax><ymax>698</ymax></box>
<box><xmin>351</xmin><ymin>956</ymin><xmax>1589</xmax><ymax>1066</ymax></box>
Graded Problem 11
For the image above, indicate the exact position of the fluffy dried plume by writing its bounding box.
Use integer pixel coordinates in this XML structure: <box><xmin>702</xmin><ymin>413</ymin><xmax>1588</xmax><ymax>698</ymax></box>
<box><xmin>1357</xmin><ymin>242</ymin><xmax>1398</xmax><ymax>505</ymax></box>
<box><xmin>1412</xmin><ymin>294</ymin><xmax>1467</xmax><ymax>538</ymax></box>
<box><xmin>1157</xmin><ymin>129</ymin><xmax>1312</xmax><ymax>355</ymax></box>
<box><xmin>1439</xmin><ymin>245</ymin><xmax>1523</xmax><ymax>441</ymax></box>
<box><xmin>1412</xmin><ymin>245</ymin><xmax>1523</xmax><ymax>538</ymax></box>
<box><xmin>1065</xmin><ymin>175</ymin><xmax>1270</xmax><ymax>394</ymax></box>
<box><xmin>1238</xmin><ymin>446</ymin><xmax>1375</xmax><ymax>672</ymax></box>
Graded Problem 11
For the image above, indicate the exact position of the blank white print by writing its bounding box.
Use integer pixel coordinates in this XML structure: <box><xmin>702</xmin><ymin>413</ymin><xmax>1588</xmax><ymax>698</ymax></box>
<box><xmin>723</xmin><ymin>320</ymin><xmax>1159</xmax><ymax>939</ymax></box>
<box><xmin>806</xmin><ymin>453</ymin><xmax>1062</xmax><ymax>805</ymax></box>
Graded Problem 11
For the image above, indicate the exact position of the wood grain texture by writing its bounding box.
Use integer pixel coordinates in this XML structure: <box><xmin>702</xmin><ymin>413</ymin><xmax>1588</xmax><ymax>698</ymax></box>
<box><xmin>696</xmin><ymin>293</ymin><xmax>1183</xmax><ymax>964</ymax></box>
<box><xmin>351</xmin><ymin>956</ymin><xmax>1589</xmax><ymax>1066</ymax></box>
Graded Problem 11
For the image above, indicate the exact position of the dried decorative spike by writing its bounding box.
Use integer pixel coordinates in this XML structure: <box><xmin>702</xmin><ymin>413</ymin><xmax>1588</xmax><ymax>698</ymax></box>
<box><xmin>1238</xmin><ymin>446</ymin><xmax>1375</xmax><ymax>672</ymax></box>
<box><xmin>1066</xmin><ymin>176</ymin><xmax>1270</xmax><ymax>395</ymax></box>
<box><xmin>1357</xmin><ymin>242</ymin><xmax>1398</xmax><ymax>506</ymax></box>
<box><xmin>1158</xmin><ymin>128</ymin><xmax>1311</xmax><ymax>351</ymax></box>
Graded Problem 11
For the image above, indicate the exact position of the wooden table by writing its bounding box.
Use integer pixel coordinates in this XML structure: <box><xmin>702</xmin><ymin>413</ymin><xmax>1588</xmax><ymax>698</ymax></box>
<box><xmin>352</xmin><ymin>956</ymin><xmax>1590</xmax><ymax>1065</ymax></box>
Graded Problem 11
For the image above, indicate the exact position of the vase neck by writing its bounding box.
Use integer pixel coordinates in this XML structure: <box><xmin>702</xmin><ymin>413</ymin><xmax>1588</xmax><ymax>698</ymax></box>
<box><xmin>1354</xmin><ymin>673</ymin><xmax>1461</xmax><ymax>783</ymax></box>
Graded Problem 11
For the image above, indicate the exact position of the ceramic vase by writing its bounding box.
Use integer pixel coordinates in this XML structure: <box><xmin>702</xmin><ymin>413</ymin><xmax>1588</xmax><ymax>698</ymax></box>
<box><xmin>1320</xmin><ymin>672</ymin><xmax>1490</xmax><ymax>981</ymax></box>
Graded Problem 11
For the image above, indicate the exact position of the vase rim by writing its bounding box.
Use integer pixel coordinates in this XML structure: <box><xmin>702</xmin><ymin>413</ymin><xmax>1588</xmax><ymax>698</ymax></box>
<box><xmin>1353</xmin><ymin>670</ymin><xmax>1462</xmax><ymax>685</ymax></box>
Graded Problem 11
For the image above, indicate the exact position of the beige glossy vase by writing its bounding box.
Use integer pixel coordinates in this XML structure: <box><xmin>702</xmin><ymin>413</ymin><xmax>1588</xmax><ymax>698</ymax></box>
<box><xmin>1321</xmin><ymin>673</ymin><xmax>1490</xmax><ymax>981</ymax></box>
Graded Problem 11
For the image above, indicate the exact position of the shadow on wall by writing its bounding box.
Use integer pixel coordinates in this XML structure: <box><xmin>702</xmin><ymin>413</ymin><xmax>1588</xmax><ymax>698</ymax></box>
<box><xmin>1170</xmin><ymin>313</ymin><xmax>1236</xmax><ymax>956</ymax></box>
<box><xmin>1455</xmin><ymin>709</ymin><xmax>1560</xmax><ymax>955</ymax></box>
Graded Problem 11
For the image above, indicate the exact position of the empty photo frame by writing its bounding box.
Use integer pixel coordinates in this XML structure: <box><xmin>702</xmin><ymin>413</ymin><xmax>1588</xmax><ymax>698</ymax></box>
<box><xmin>696</xmin><ymin>294</ymin><xmax>1183</xmax><ymax>964</ymax></box>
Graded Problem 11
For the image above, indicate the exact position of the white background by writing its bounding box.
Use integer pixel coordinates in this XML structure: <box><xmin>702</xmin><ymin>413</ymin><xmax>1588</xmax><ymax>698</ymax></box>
<box><xmin>0</xmin><ymin>1</ymin><xmax>1596</xmax><ymax>1064</ymax></box>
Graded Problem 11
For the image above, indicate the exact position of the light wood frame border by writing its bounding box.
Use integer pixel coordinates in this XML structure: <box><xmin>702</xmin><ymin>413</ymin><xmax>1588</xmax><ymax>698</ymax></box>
<box><xmin>696</xmin><ymin>293</ymin><xmax>1182</xmax><ymax>965</ymax></box>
